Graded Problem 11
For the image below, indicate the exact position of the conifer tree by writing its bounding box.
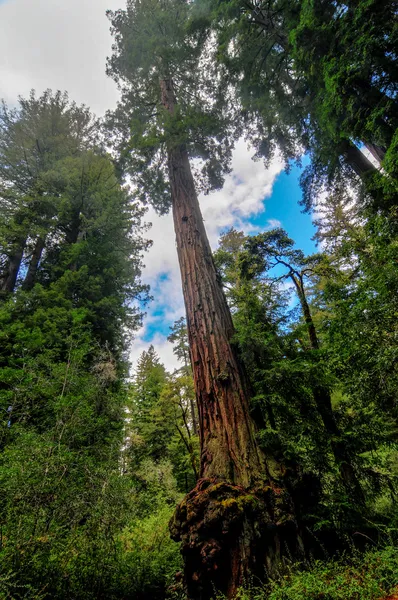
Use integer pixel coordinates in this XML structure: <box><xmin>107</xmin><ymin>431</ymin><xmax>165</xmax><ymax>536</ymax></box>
<box><xmin>0</xmin><ymin>91</ymin><xmax>150</xmax><ymax>598</ymax></box>
<box><xmin>168</xmin><ymin>317</ymin><xmax>198</xmax><ymax>434</ymax></box>
<box><xmin>243</xmin><ymin>229</ymin><xmax>363</xmax><ymax>500</ymax></box>
<box><xmin>107</xmin><ymin>1</ymin><xmax>299</xmax><ymax>596</ymax></box>
<box><xmin>204</xmin><ymin>0</ymin><xmax>398</xmax><ymax>211</ymax></box>
<box><xmin>0</xmin><ymin>90</ymin><xmax>98</xmax><ymax>295</ymax></box>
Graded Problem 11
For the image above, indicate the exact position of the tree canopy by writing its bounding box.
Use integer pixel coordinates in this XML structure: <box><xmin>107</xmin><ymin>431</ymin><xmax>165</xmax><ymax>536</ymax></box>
<box><xmin>1</xmin><ymin>1</ymin><xmax>398</xmax><ymax>599</ymax></box>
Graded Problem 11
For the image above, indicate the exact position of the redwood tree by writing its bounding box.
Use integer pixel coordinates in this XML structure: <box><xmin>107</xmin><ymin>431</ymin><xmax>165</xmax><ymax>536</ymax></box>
<box><xmin>107</xmin><ymin>1</ymin><xmax>299</xmax><ymax>597</ymax></box>
<box><xmin>0</xmin><ymin>91</ymin><xmax>98</xmax><ymax>296</ymax></box>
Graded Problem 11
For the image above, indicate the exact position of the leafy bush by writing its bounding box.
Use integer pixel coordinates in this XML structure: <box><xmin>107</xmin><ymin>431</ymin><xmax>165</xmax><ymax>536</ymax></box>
<box><xmin>118</xmin><ymin>505</ymin><xmax>183</xmax><ymax>600</ymax></box>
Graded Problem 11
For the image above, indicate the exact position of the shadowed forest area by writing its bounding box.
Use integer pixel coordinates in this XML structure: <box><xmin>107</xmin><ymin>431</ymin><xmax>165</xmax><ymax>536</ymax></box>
<box><xmin>1</xmin><ymin>0</ymin><xmax>398</xmax><ymax>598</ymax></box>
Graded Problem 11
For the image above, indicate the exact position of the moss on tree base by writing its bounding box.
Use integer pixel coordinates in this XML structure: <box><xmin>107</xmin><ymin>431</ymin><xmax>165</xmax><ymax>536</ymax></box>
<box><xmin>169</xmin><ymin>477</ymin><xmax>300</xmax><ymax>599</ymax></box>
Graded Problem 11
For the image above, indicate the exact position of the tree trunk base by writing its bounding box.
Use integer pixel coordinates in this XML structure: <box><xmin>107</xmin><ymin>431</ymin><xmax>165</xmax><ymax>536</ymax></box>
<box><xmin>170</xmin><ymin>477</ymin><xmax>300</xmax><ymax>600</ymax></box>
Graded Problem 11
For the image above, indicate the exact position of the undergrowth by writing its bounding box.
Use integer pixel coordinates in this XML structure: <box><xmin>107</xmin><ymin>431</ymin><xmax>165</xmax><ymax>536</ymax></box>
<box><xmin>214</xmin><ymin>545</ymin><xmax>398</xmax><ymax>600</ymax></box>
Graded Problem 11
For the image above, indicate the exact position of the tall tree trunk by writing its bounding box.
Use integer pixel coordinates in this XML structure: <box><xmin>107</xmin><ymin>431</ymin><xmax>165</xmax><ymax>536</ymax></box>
<box><xmin>340</xmin><ymin>139</ymin><xmax>377</xmax><ymax>179</ymax></box>
<box><xmin>189</xmin><ymin>392</ymin><xmax>198</xmax><ymax>436</ymax></box>
<box><xmin>365</xmin><ymin>142</ymin><xmax>386</xmax><ymax>165</ymax></box>
<box><xmin>161</xmin><ymin>78</ymin><xmax>263</xmax><ymax>487</ymax></box>
<box><xmin>341</xmin><ymin>140</ymin><xmax>398</xmax><ymax>210</ymax></box>
<box><xmin>162</xmin><ymin>78</ymin><xmax>299</xmax><ymax>600</ymax></box>
<box><xmin>0</xmin><ymin>240</ymin><xmax>25</xmax><ymax>296</ymax></box>
<box><xmin>290</xmin><ymin>273</ymin><xmax>363</xmax><ymax>502</ymax></box>
<box><xmin>22</xmin><ymin>236</ymin><xmax>45</xmax><ymax>291</ymax></box>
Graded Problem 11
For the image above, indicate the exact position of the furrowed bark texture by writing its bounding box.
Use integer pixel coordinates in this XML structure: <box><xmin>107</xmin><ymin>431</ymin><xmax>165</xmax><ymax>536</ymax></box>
<box><xmin>161</xmin><ymin>78</ymin><xmax>299</xmax><ymax>599</ymax></box>
<box><xmin>161</xmin><ymin>78</ymin><xmax>264</xmax><ymax>488</ymax></box>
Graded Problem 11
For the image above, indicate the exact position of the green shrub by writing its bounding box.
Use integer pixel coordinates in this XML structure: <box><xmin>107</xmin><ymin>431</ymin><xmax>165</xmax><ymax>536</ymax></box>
<box><xmin>118</xmin><ymin>505</ymin><xmax>183</xmax><ymax>599</ymax></box>
<box><xmin>221</xmin><ymin>546</ymin><xmax>398</xmax><ymax>600</ymax></box>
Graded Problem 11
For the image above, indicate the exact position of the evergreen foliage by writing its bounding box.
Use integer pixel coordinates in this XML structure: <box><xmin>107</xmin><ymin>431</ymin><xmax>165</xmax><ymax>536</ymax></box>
<box><xmin>1</xmin><ymin>1</ymin><xmax>398</xmax><ymax>598</ymax></box>
<box><xmin>214</xmin><ymin>220</ymin><xmax>398</xmax><ymax>533</ymax></box>
<box><xmin>0</xmin><ymin>91</ymin><xmax>154</xmax><ymax>599</ymax></box>
<box><xmin>106</xmin><ymin>0</ymin><xmax>236</xmax><ymax>212</ymax></box>
<box><xmin>124</xmin><ymin>343</ymin><xmax>199</xmax><ymax>493</ymax></box>
<box><xmin>201</xmin><ymin>0</ymin><xmax>398</xmax><ymax>211</ymax></box>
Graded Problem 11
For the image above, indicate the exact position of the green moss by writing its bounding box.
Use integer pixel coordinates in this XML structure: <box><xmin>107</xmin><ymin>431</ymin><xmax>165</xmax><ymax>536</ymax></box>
<box><xmin>220</xmin><ymin>497</ymin><xmax>238</xmax><ymax>509</ymax></box>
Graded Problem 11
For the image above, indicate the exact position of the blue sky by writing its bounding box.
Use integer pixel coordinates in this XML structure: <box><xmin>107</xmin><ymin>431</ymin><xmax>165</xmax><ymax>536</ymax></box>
<box><xmin>0</xmin><ymin>0</ymin><xmax>316</xmax><ymax>370</ymax></box>
<box><xmin>139</xmin><ymin>157</ymin><xmax>317</xmax><ymax>361</ymax></box>
<box><xmin>249</xmin><ymin>160</ymin><xmax>317</xmax><ymax>256</ymax></box>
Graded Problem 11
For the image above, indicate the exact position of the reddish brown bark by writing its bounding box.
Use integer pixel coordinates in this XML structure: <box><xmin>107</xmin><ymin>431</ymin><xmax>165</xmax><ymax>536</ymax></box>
<box><xmin>161</xmin><ymin>77</ymin><xmax>265</xmax><ymax>488</ymax></box>
<box><xmin>161</xmin><ymin>78</ymin><xmax>299</xmax><ymax>598</ymax></box>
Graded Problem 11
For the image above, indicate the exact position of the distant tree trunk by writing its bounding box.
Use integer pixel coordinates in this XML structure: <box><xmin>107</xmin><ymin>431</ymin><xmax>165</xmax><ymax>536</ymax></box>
<box><xmin>65</xmin><ymin>210</ymin><xmax>84</xmax><ymax>272</ymax></box>
<box><xmin>365</xmin><ymin>142</ymin><xmax>386</xmax><ymax>165</ymax></box>
<box><xmin>0</xmin><ymin>240</ymin><xmax>26</xmax><ymax>296</ymax></box>
<box><xmin>182</xmin><ymin>350</ymin><xmax>199</xmax><ymax>436</ymax></box>
<box><xmin>175</xmin><ymin>404</ymin><xmax>199</xmax><ymax>481</ymax></box>
<box><xmin>189</xmin><ymin>393</ymin><xmax>198</xmax><ymax>436</ymax></box>
<box><xmin>66</xmin><ymin>210</ymin><xmax>82</xmax><ymax>245</ymax></box>
<box><xmin>340</xmin><ymin>139</ymin><xmax>377</xmax><ymax>179</ymax></box>
<box><xmin>290</xmin><ymin>272</ymin><xmax>364</xmax><ymax>502</ymax></box>
<box><xmin>161</xmin><ymin>78</ymin><xmax>299</xmax><ymax>600</ymax></box>
<box><xmin>290</xmin><ymin>273</ymin><xmax>319</xmax><ymax>351</ymax></box>
<box><xmin>22</xmin><ymin>236</ymin><xmax>45</xmax><ymax>291</ymax></box>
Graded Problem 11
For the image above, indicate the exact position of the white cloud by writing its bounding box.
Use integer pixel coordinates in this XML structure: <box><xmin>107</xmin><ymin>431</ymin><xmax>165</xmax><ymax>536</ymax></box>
<box><xmin>131</xmin><ymin>141</ymin><xmax>284</xmax><ymax>369</ymax></box>
<box><xmin>266</xmin><ymin>218</ymin><xmax>282</xmax><ymax>229</ymax></box>
<box><xmin>200</xmin><ymin>140</ymin><xmax>284</xmax><ymax>246</ymax></box>
<box><xmin>129</xmin><ymin>329</ymin><xmax>181</xmax><ymax>373</ymax></box>
<box><xmin>0</xmin><ymin>0</ymin><xmax>120</xmax><ymax>114</ymax></box>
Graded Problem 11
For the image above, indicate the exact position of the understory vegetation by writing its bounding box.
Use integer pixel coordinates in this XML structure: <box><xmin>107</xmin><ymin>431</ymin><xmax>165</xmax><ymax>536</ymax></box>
<box><xmin>1</xmin><ymin>0</ymin><xmax>398</xmax><ymax>598</ymax></box>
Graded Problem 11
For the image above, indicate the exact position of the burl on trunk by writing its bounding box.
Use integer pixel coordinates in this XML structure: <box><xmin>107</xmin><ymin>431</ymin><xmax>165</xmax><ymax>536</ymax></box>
<box><xmin>161</xmin><ymin>78</ymin><xmax>299</xmax><ymax>599</ymax></box>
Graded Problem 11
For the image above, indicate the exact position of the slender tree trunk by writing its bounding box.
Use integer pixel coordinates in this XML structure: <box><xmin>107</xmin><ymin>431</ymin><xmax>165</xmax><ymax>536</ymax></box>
<box><xmin>177</xmin><ymin>395</ymin><xmax>199</xmax><ymax>480</ymax></box>
<box><xmin>22</xmin><ymin>236</ymin><xmax>45</xmax><ymax>291</ymax></box>
<box><xmin>182</xmin><ymin>343</ymin><xmax>199</xmax><ymax>435</ymax></box>
<box><xmin>162</xmin><ymin>78</ymin><xmax>299</xmax><ymax>599</ymax></box>
<box><xmin>0</xmin><ymin>240</ymin><xmax>25</xmax><ymax>296</ymax></box>
<box><xmin>188</xmin><ymin>392</ymin><xmax>198</xmax><ymax>436</ymax></box>
<box><xmin>290</xmin><ymin>274</ymin><xmax>319</xmax><ymax>351</ymax></box>
<box><xmin>66</xmin><ymin>211</ymin><xmax>84</xmax><ymax>272</ymax></box>
<box><xmin>290</xmin><ymin>273</ymin><xmax>364</xmax><ymax>502</ymax></box>
<box><xmin>66</xmin><ymin>210</ymin><xmax>82</xmax><ymax>245</ymax></box>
